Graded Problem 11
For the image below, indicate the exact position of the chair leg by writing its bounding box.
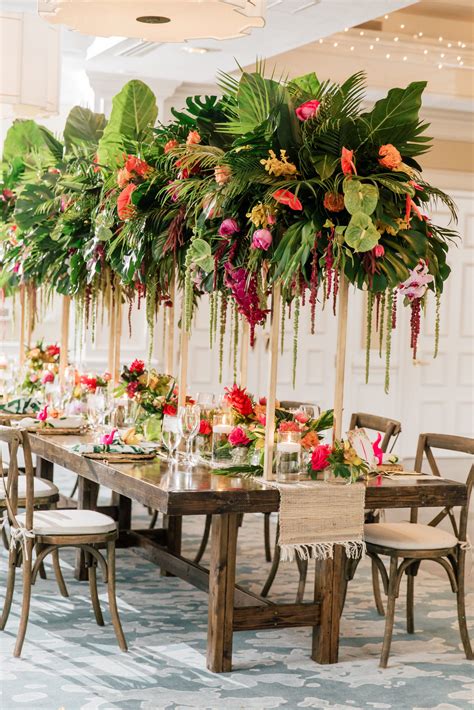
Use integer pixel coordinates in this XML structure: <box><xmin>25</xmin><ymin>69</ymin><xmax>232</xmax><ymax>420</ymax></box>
<box><xmin>106</xmin><ymin>541</ymin><xmax>127</xmax><ymax>651</ymax></box>
<box><xmin>194</xmin><ymin>515</ymin><xmax>212</xmax><ymax>564</ymax></box>
<box><xmin>372</xmin><ymin>558</ymin><xmax>385</xmax><ymax>617</ymax></box>
<box><xmin>261</xmin><ymin>529</ymin><xmax>281</xmax><ymax>598</ymax></box>
<box><xmin>89</xmin><ymin>561</ymin><xmax>104</xmax><ymax>627</ymax></box>
<box><xmin>380</xmin><ymin>556</ymin><xmax>398</xmax><ymax>668</ymax></box>
<box><xmin>406</xmin><ymin>573</ymin><xmax>415</xmax><ymax>634</ymax></box>
<box><xmin>14</xmin><ymin>540</ymin><xmax>34</xmax><ymax>658</ymax></box>
<box><xmin>263</xmin><ymin>513</ymin><xmax>272</xmax><ymax>562</ymax></box>
<box><xmin>0</xmin><ymin>547</ymin><xmax>18</xmax><ymax>630</ymax></box>
<box><xmin>456</xmin><ymin>549</ymin><xmax>473</xmax><ymax>659</ymax></box>
<box><xmin>148</xmin><ymin>510</ymin><xmax>159</xmax><ymax>530</ymax></box>
<box><xmin>51</xmin><ymin>549</ymin><xmax>69</xmax><ymax>598</ymax></box>
<box><xmin>295</xmin><ymin>557</ymin><xmax>308</xmax><ymax>603</ymax></box>
<box><xmin>1</xmin><ymin>523</ymin><xmax>9</xmax><ymax>551</ymax></box>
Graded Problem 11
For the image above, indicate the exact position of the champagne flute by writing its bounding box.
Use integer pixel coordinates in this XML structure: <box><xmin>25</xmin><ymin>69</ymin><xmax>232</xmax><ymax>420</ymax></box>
<box><xmin>178</xmin><ymin>404</ymin><xmax>201</xmax><ymax>465</ymax></box>
<box><xmin>162</xmin><ymin>414</ymin><xmax>182</xmax><ymax>464</ymax></box>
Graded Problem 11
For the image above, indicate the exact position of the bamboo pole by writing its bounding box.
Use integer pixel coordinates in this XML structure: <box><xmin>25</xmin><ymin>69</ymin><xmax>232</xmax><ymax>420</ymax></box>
<box><xmin>263</xmin><ymin>283</ymin><xmax>281</xmax><ymax>481</ymax></box>
<box><xmin>107</xmin><ymin>290</ymin><xmax>116</xmax><ymax>377</ymax></box>
<box><xmin>165</xmin><ymin>273</ymin><xmax>176</xmax><ymax>375</ymax></box>
<box><xmin>19</xmin><ymin>284</ymin><xmax>26</xmax><ymax>366</ymax></box>
<box><xmin>59</xmin><ymin>295</ymin><xmax>70</xmax><ymax>387</ymax></box>
<box><xmin>240</xmin><ymin>318</ymin><xmax>249</xmax><ymax>388</ymax></box>
<box><xmin>333</xmin><ymin>276</ymin><xmax>350</xmax><ymax>442</ymax></box>
<box><xmin>113</xmin><ymin>287</ymin><xmax>122</xmax><ymax>383</ymax></box>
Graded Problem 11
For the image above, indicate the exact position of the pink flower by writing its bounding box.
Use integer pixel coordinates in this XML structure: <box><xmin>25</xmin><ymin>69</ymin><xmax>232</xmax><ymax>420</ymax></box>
<box><xmin>218</xmin><ymin>218</ymin><xmax>239</xmax><ymax>237</ymax></box>
<box><xmin>186</xmin><ymin>130</ymin><xmax>201</xmax><ymax>145</ymax></box>
<box><xmin>215</xmin><ymin>165</ymin><xmax>231</xmax><ymax>185</ymax></box>
<box><xmin>41</xmin><ymin>371</ymin><xmax>54</xmax><ymax>385</ymax></box>
<box><xmin>228</xmin><ymin>426</ymin><xmax>251</xmax><ymax>447</ymax></box>
<box><xmin>341</xmin><ymin>147</ymin><xmax>356</xmax><ymax>176</ymax></box>
<box><xmin>398</xmin><ymin>259</ymin><xmax>434</xmax><ymax>301</ymax></box>
<box><xmin>164</xmin><ymin>139</ymin><xmax>178</xmax><ymax>154</ymax></box>
<box><xmin>100</xmin><ymin>428</ymin><xmax>118</xmax><ymax>446</ymax></box>
<box><xmin>373</xmin><ymin>244</ymin><xmax>385</xmax><ymax>258</ymax></box>
<box><xmin>279</xmin><ymin>421</ymin><xmax>301</xmax><ymax>433</ymax></box>
<box><xmin>37</xmin><ymin>405</ymin><xmax>48</xmax><ymax>422</ymax></box>
<box><xmin>272</xmin><ymin>189</ymin><xmax>303</xmax><ymax>211</ymax></box>
<box><xmin>252</xmin><ymin>228</ymin><xmax>272</xmax><ymax>251</ymax></box>
<box><xmin>311</xmin><ymin>444</ymin><xmax>332</xmax><ymax>471</ymax></box>
<box><xmin>199</xmin><ymin>419</ymin><xmax>212</xmax><ymax>436</ymax></box>
<box><xmin>294</xmin><ymin>411</ymin><xmax>309</xmax><ymax>424</ymax></box>
<box><xmin>295</xmin><ymin>99</ymin><xmax>321</xmax><ymax>121</ymax></box>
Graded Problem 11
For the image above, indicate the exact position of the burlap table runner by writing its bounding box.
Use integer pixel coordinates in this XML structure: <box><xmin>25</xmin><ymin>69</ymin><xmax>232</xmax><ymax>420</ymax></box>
<box><xmin>261</xmin><ymin>479</ymin><xmax>366</xmax><ymax>562</ymax></box>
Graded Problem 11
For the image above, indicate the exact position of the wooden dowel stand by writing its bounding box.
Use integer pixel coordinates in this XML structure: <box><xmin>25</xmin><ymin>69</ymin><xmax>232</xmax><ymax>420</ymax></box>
<box><xmin>19</xmin><ymin>284</ymin><xmax>26</xmax><ymax>366</ymax></box>
<box><xmin>178</xmin><ymin>322</ymin><xmax>189</xmax><ymax>410</ymax></box>
<box><xmin>113</xmin><ymin>289</ymin><xmax>122</xmax><ymax>383</ymax></box>
<box><xmin>107</xmin><ymin>292</ymin><xmax>116</xmax><ymax>377</ymax></box>
<box><xmin>333</xmin><ymin>276</ymin><xmax>350</xmax><ymax>441</ymax></box>
<box><xmin>263</xmin><ymin>283</ymin><xmax>281</xmax><ymax>481</ymax></box>
<box><xmin>240</xmin><ymin>319</ymin><xmax>249</xmax><ymax>388</ymax></box>
<box><xmin>165</xmin><ymin>274</ymin><xmax>176</xmax><ymax>375</ymax></box>
<box><xmin>59</xmin><ymin>295</ymin><xmax>70</xmax><ymax>387</ymax></box>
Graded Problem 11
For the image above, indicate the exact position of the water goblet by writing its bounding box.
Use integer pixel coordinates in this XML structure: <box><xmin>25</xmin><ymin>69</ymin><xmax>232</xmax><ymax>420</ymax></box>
<box><xmin>162</xmin><ymin>414</ymin><xmax>182</xmax><ymax>464</ymax></box>
<box><xmin>178</xmin><ymin>404</ymin><xmax>201</xmax><ymax>465</ymax></box>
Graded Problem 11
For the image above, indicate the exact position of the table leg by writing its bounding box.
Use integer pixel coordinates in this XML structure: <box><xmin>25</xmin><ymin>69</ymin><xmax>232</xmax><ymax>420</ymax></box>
<box><xmin>110</xmin><ymin>492</ymin><xmax>132</xmax><ymax>531</ymax></box>
<box><xmin>36</xmin><ymin>457</ymin><xmax>54</xmax><ymax>481</ymax></box>
<box><xmin>161</xmin><ymin>515</ymin><xmax>182</xmax><ymax>577</ymax></box>
<box><xmin>312</xmin><ymin>544</ymin><xmax>345</xmax><ymax>664</ymax></box>
<box><xmin>75</xmin><ymin>477</ymin><xmax>99</xmax><ymax>581</ymax></box>
<box><xmin>207</xmin><ymin>513</ymin><xmax>238</xmax><ymax>673</ymax></box>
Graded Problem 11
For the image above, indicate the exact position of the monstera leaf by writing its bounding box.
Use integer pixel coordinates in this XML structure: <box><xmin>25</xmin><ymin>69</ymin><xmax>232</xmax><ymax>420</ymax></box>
<box><xmin>345</xmin><ymin>212</ymin><xmax>380</xmax><ymax>252</ymax></box>
<box><xmin>64</xmin><ymin>107</ymin><xmax>107</xmax><ymax>151</ymax></box>
<box><xmin>343</xmin><ymin>178</ymin><xmax>378</xmax><ymax>215</ymax></box>
<box><xmin>97</xmin><ymin>80</ymin><xmax>158</xmax><ymax>168</ymax></box>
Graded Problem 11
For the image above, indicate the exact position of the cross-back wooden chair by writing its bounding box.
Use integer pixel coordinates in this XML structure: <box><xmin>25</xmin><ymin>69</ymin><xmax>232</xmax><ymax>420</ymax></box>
<box><xmin>261</xmin><ymin>412</ymin><xmax>402</xmax><ymax>603</ymax></box>
<box><xmin>365</xmin><ymin>432</ymin><xmax>473</xmax><ymax>667</ymax></box>
<box><xmin>0</xmin><ymin>426</ymin><xmax>127</xmax><ymax>656</ymax></box>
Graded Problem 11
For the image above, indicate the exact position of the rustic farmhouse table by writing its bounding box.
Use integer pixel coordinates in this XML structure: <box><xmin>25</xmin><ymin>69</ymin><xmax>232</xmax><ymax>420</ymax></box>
<box><xmin>29</xmin><ymin>432</ymin><xmax>467</xmax><ymax>673</ymax></box>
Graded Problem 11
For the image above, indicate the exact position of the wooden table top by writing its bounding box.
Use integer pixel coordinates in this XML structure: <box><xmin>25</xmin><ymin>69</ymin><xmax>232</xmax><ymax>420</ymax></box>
<box><xmin>29</xmin><ymin>432</ymin><xmax>468</xmax><ymax>516</ymax></box>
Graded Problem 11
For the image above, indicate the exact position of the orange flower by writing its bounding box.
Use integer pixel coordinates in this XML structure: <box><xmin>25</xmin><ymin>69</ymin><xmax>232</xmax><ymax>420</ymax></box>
<box><xmin>301</xmin><ymin>431</ymin><xmax>320</xmax><ymax>450</ymax></box>
<box><xmin>125</xmin><ymin>155</ymin><xmax>152</xmax><ymax>178</ymax></box>
<box><xmin>215</xmin><ymin>165</ymin><xmax>231</xmax><ymax>185</ymax></box>
<box><xmin>117</xmin><ymin>167</ymin><xmax>132</xmax><ymax>188</ymax></box>
<box><xmin>378</xmin><ymin>144</ymin><xmax>402</xmax><ymax>170</ymax></box>
<box><xmin>341</xmin><ymin>147</ymin><xmax>356</xmax><ymax>176</ymax></box>
<box><xmin>117</xmin><ymin>183</ymin><xmax>137</xmax><ymax>221</ymax></box>
<box><xmin>164</xmin><ymin>139</ymin><xmax>179</xmax><ymax>154</ymax></box>
<box><xmin>186</xmin><ymin>130</ymin><xmax>201</xmax><ymax>145</ymax></box>
<box><xmin>272</xmin><ymin>189</ymin><xmax>303</xmax><ymax>211</ymax></box>
<box><xmin>323</xmin><ymin>191</ymin><xmax>345</xmax><ymax>212</ymax></box>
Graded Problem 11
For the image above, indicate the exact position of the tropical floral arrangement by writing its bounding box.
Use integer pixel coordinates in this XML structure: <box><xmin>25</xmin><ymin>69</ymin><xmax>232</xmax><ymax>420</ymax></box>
<box><xmin>78</xmin><ymin>371</ymin><xmax>111</xmax><ymax>393</ymax></box>
<box><xmin>116</xmin><ymin>359</ymin><xmax>176</xmax><ymax>418</ymax></box>
<box><xmin>21</xmin><ymin>341</ymin><xmax>60</xmax><ymax>393</ymax></box>
<box><xmin>0</xmin><ymin>68</ymin><xmax>458</xmax><ymax>394</ymax></box>
<box><xmin>310</xmin><ymin>440</ymin><xmax>369</xmax><ymax>482</ymax></box>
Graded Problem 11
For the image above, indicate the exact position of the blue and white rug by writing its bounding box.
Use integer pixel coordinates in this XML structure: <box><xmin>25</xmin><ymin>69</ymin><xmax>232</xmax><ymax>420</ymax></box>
<box><xmin>0</xmin><ymin>479</ymin><xmax>472</xmax><ymax>709</ymax></box>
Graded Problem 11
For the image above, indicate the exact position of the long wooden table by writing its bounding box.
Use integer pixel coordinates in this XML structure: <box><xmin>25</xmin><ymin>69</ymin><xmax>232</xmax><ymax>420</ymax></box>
<box><xmin>30</xmin><ymin>432</ymin><xmax>467</xmax><ymax>673</ymax></box>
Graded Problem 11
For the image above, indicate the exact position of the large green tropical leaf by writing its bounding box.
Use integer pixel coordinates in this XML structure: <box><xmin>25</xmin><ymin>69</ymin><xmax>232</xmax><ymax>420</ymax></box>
<box><xmin>2</xmin><ymin>120</ymin><xmax>59</xmax><ymax>165</ymax></box>
<box><xmin>218</xmin><ymin>72</ymin><xmax>285</xmax><ymax>137</ymax></box>
<box><xmin>358</xmin><ymin>81</ymin><xmax>427</xmax><ymax>147</ymax></box>
<box><xmin>64</xmin><ymin>107</ymin><xmax>107</xmax><ymax>151</ymax></box>
<box><xmin>97</xmin><ymin>80</ymin><xmax>158</xmax><ymax>167</ymax></box>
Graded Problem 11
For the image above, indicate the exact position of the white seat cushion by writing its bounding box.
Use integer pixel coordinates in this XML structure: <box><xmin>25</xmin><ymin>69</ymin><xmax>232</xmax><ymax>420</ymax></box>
<box><xmin>364</xmin><ymin>522</ymin><xmax>458</xmax><ymax>550</ymax></box>
<box><xmin>16</xmin><ymin>509</ymin><xmax>117</xmax><ymax>536</ymax></box>
<box><xmin>0</xmin><ymin>476</ymin><xmax>58</xmax><ymax>501</ymax></box>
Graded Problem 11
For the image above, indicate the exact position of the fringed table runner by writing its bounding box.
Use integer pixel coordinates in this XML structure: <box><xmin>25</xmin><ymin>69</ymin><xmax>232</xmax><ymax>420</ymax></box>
<box><xmin>261</xmin><ymin>480</ymin><xmax>366</xmax><ymax>562</ymax></box>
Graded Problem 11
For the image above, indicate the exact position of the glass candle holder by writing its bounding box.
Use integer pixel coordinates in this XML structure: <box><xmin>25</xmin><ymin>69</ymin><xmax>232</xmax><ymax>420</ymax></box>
<box><xmin>212</xmin><ymin>412</ymin><xmax>233</xmax><ymax>461</ymax></box>
<box><xmin>276</xmin><ymin>431</ymin><xmax>302</xmax><ymax>482</ymax></box>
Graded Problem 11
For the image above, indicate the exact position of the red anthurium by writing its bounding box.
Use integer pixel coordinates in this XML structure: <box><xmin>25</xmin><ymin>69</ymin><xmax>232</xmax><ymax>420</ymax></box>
<box><xmin>341</xmin><ymin>146</ymin><xmax>356</xmax><ymax>175</ymax></box>
<box><xmin>272</xmin><ymin>189</ymin><xmax>303</xmax><ymax>211</ymax></box>
<box><xmin>117</xmin><ymin>183</ymin><xmax>137</xmax><ymax>220</ymax></box>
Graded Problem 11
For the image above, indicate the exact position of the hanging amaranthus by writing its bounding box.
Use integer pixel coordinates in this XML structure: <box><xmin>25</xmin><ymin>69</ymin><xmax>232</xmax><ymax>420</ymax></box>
<box><xmin>384</xmin><ymin>290</ymin><xmax>394</xmax><ymax>394</ymax></box>
<box><xmin>183</xmin><ymin>241</ymin><xmax>195</xmax><ymax>333</ymax></box>
<box><xmin>209</xmin><ymin>292</ymin><xmax>215</xmax><ymax>349</ymax></box>
<box><xmin>332</xmin><ymin>268</ymin><xmax>339</xmax><ymax>316</ymax></box>
<box><xmin>391</xmin><ymin>290</ymin><xmax>398</xmax><ymax>329</ymax></box>
<box><xmin>434</xmin><ymin>290</ymin><xmax>441</xmax><ymax>358</ymax></box>
<box><xmin>218</xmin><ymin>292</ymin><xmax>228</xmax><ymax>383</ymax></box>
<box><xmin>410</xmin><ymin>298</ymin><xmax>421</xmax><ymax>360</ymax></box>
<box><xmin>365</xmin><ymin>292</ymin><xmax>374</xmax><ymax>384</ymax></box>
<box><xmin>233</xmin><ymin>302</ymin><xmax>239</xmax><ymax>383</ymax></box>
<box><xmin>310</xmin><ymin>235</ymin><xmax>319</xmax><ymax>334</ymax></box>
<box><xmin>292</xmin><ymin>293</ymin><xmax>300</xmax><ymax>389</ymax></box>
<box><xmin>378</xmin><ymin>290</ymin><xmax>386</xmax><ymax>358</ymax></box>
<box><xmin>280</xmin><ymin>299</ymin><xmax>285</xmax><ymax>355</ymax></box>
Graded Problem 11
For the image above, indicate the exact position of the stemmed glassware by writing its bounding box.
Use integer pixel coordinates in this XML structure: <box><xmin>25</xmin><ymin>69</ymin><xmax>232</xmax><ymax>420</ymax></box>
<box><xmin>87</xmin><ymin>387</ymin><xmax>114</xmax><ymax>441</ymax></box>
<box><xmin>162</xmin><ymin>414</ymin><xmax>182</xmax><ymax>464</ymax></box>
<box><xmin>178</xmin><ymin>404</ymin><xmax>201</xmax><ymax>465</ymax></box>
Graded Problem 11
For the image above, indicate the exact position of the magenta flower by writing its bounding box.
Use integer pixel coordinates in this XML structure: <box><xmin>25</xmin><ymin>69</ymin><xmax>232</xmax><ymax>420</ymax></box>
<box><xmin>373</xmin><ymin>244</ymin><xmax>385</xmax><ymax>258</ymax></box>
<box><xmin>218</xmin><ymin>218</ymin><xmax>239</xmax><ymax>237</ymax></box>
<box><xmin>295</xmin><ymin>99</ymin><xmax>321</xmax><ymax>121</ymax></box>
<box><xmin>252</xmin><ymin>228</ymin><xmax>272</xmax><ymax>251</ymax></box>
<box><xmin>228</xmin><ymin>426</ymin><xmax>251</xmax><ymax>447</ymax></box>
<box><xmin>398</xmin><ymin>259</ymin><xmax>434</xmax><ymax>301</ymax></box>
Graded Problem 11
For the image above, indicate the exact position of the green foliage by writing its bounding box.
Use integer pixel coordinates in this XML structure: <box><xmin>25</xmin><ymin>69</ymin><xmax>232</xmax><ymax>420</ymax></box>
<box><xmin>64</xmin><ymin>106</ymin><xmax>107</xmax><ymax>151</ymax></box>
<box><xmin>343</xmin><ymin>178</ymin><xmax>378</xmax><ymax>215</ymax></box>
<box><xmin>344</xmin><ymin>213</ymin><xmax>380</xmax><ymax>252</ymax></box>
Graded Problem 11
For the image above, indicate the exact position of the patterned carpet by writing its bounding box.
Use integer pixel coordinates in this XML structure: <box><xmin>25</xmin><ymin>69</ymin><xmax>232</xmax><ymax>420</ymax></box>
<box><xmin>0</xmin><ymin>475</ymin><xmax>473</xmax><ymax>710</ymax></box>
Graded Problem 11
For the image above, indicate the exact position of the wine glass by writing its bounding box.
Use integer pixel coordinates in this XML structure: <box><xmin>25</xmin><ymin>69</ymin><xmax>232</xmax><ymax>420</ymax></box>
<box><xmin>178</xmin><ymin>404</ymin><xmax>201</xmax><ymax>465</ymax></box>
<box><xmin>161</xmin><ymin>414</ymin><xmax>182</xmax><ymax>464</ymax></box>
<box><xmin>196</xmin><ymin>392</ymin><xmax>215</xmax><ymax>413</ymax></box>
<box><xmin>86</xmin><ymin>393</ymin><xmax>101</xmax><ymax>441</ymax></box>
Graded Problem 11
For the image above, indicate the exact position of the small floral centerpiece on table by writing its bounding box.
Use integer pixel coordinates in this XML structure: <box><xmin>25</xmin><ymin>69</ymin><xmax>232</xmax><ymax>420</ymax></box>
<box><xmin>21</xmin><ymin>341</ymin><xmax>60</xmax><ymax>394</ymax></box>
<box><xmin>310</xmin><ymin>440</ymin><xmax>369</xmax><ymax>483</ymax></box>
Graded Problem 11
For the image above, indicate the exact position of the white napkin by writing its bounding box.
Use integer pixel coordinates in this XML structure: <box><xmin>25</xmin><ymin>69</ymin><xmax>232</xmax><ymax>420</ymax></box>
<box><xmin>14</xmin><ymin>415</ymin><xmax>84</xmax><ymax>429</ymax></box>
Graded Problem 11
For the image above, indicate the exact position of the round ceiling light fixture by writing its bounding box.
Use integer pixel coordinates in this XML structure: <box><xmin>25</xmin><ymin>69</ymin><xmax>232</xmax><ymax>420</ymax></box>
<box><xmin>38</xmin><ymin>1</ymin><xmax>266</xmax><ymax>42</ymax></box>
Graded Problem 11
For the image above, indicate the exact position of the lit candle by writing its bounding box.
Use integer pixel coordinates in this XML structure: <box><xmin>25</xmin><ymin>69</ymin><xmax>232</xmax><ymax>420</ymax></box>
<box><xmin>212</xmin><ymin>423</ymin><xmax>233</xmax><ymax>434</ymax></box>
<box><xmin>277</xmin><ymin>441</ymin><xmax>301</xmax><ymax>454</ymax></box>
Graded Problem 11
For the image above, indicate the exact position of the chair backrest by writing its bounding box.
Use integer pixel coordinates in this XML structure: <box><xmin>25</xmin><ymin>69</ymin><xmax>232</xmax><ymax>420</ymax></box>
<box><xmin>349</xmin><ymin>412</ymin><xmax>402</xmax><ymax>453</ymax></box>
<box><xmin>0</xmin><ymin>425</ymin><xmax>34</xmax><ymax>530</ymax></box>
<box><xmin>413</xmin><ymin>433</ymin><xmax>474</xmax><ymax>541</ymax></box>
